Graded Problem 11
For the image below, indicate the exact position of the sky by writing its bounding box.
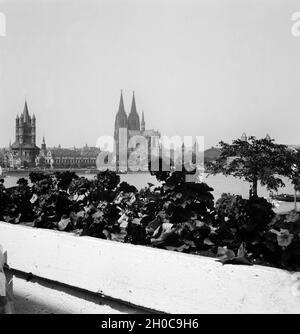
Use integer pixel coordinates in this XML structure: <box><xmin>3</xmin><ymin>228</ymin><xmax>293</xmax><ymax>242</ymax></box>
<box><xmin>0</xmin><ymin>0</ymin><xmax>300</xmax><ymax>149</ymax></box>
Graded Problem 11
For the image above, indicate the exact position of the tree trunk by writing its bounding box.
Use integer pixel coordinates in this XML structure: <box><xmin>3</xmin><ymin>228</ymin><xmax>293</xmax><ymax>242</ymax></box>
<box><xmin>252</xmin><ymin>177</ymin><xmax>258</xmax><ymax>198</ymax></box>
<box><xmin>294</xmin><ymin>186</ymin><xmax>297</xmax><ymax>212</ymax></box>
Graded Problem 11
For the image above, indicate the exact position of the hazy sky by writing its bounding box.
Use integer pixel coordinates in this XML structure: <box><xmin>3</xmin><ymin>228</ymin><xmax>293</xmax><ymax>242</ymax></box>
<box><xmin>0</xmin><ymin>0</ymin><xmax>300</xmax><ymax>149</ymax></box>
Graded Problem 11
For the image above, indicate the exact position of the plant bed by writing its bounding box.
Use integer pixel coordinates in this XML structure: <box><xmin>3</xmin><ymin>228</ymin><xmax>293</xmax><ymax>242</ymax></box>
<box><xmin>1</xmin><ymin>221</ymin><xmax>300</xmax><ymax>313</ymax></box>
<box><xmin>0</xmin><ymin>169</ymin><xmax>300</xmax><ymax>271</ymax></box>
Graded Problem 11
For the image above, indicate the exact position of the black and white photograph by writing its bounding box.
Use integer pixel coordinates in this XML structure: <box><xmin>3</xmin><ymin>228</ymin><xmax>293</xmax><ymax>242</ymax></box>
<box><xmin>0</xmin><ymin>0</ymin><xmax>300</xmax><ymax>317</ymax></box>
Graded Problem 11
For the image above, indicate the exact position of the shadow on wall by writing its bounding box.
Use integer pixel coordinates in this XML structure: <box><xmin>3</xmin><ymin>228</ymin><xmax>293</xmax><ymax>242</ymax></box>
<box><xmin>11</xmin><ymin>270</ymin><xmax>151</xmax><ymax>314</ymax></box>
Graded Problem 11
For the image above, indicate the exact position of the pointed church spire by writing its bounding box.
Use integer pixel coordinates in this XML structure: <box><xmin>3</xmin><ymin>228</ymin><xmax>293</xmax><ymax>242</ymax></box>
<box><xmin>141</xmin><ymin>111</ymin><xmax>145</xmax><ymax>131</ymax></box>
<box><xmin>41</xmin><ymin>136</ymin><xmax>46</xmax><ymax>152</ymax></box>
<box><xmin>118</xmin><ymin>90</ymin><xmax>126</xmax><ymax>114</ymax></box>
<box><xmin>114</xmin><ymin>90</ymin><xmax>128</xmax><ymax>140</ymax></box>
<box><xmin>131</xmin><ymin>91</ymin><xmax>137</xmax><ymax>114</ymax></box>
<box><xmin>23</xmin><ymin>99</ymin><xmax>29</xmax><ymax>122</ymax></box>
<box><xmin>128</xmin><ymin>91</ymin><xmax>140</xmax><ymax>131</ymax></box>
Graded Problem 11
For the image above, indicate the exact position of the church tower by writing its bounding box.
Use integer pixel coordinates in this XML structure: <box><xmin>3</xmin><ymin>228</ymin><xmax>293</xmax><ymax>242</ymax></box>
<box><xmin>41</xmin><ymin>136</ymin><xmax>47</xmax><ymax>155</ymax></box>
<box><xmin>11</xmin><ymin>99</ymin><xmax>40</xmax><ymax>166</ymax></box>
<box><xmin>17</xmin><ymin>100</ymin><xmax>36</xmax><ymax>146</ymax></box>
<box><xmin>15</xmin><ymin>115</ymin><xmax>20</xmax><ymax>143</ymax></box>
<box><xmin>128</xmin><ymin>92</ymin><xmax>140</xmax><ymax>131</ymax></box>
<box><xmin>31</xmin><ymin>113</ymin><xmax>36</xmax><ymax>146</ymax></box>
<box><xmin>114</xmin><ymin>90</ymin><xmax>128</xmax><ymax>141</ymax></box>
<box><xmin>112</xmin><ymin>91</ymin><xmax>161</xmax><ymax>172</ymax></box>
<box><xmin>141</xmin><ymin>111</ymin><xmax>145</xmax><ymax>132</ymax></box>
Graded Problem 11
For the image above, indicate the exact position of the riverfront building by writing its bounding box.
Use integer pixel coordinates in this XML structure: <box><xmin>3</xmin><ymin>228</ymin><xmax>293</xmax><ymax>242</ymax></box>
<box><xmin>114</xmin><ymin>91</ymin><xmax>161</xmax><ymax>170</ymax></box>
<box><xmin>37</xmin><ymin>141</ymin><xmax>99</xmax><ymax>169</ymax></box>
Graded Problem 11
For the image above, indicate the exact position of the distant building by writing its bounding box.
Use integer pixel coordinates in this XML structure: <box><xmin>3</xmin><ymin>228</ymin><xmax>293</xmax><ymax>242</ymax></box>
<box><xmin>36</xmin><ymin>139</ymin><xmax>100</xmax><ymax>169</ymax></box>
<box><xmin>288</xmin><ymin>145</ymin><xmax>300</xmax><ymax>150</ymax></box>
<box><xmin>10</xmin><ymin>100</ymin><xmax>40</xmax><ymax>167</ymax></box>
<box><xmin>114</xmin><ymin>91</ymin><xmax>161</xmax><ymax>170</ymax></box>
<box><xmin>241</xmin><ymin>132</ymin><xmax>247</xmax><ymax>142</ymax></box>
<box><xmin>0</xmin><ymin>149</ymin><xmax>5</xmax><ymax>167</ymax></box>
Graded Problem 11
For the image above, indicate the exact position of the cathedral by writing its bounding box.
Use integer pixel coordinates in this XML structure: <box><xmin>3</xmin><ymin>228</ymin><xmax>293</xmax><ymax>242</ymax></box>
<box><xmin>10</xmin><ymin>100</ymin><xmax>40</xmax><ymax>167</ymax></box>
<box><xmin>114</xmin><ymin>91</ymin><xmax>160</xmax><ymax>170</ymax></box>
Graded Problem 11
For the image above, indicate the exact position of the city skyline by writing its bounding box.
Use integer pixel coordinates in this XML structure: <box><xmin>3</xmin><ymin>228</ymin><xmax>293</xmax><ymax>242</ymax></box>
<box><xmin>1</xmin><ymin>0</ymin><xmax>300</xmax><ymax>149</ymax></box>
<box><xmin>3</xmin><ymin>91</ymin><xmax>162</xmax><ymax>149</ymax></box>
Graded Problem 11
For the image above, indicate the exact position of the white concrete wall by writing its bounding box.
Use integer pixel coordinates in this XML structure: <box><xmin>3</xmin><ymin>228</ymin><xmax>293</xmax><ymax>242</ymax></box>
<box><xmin>0</xmin><ymin>221</ymin><xmax>300</xmax><ymax>313</ymax></box>
<box><xmin>12</xmin><ymin>273</ymin><xmax>144</xmax><ymax>314</ymax></box>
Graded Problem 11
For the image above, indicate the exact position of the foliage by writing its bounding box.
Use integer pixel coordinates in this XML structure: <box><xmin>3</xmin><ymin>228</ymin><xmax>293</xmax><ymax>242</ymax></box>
<box><xmin>213</xmin><ymin>193</ymin><xmax>275</xmax><ymax>259</ymax></box>
<box><xmin>2</xmin><ymin>168</ymin><xmax>300</xmax><ymax>271</ymax></box>
<box><xmin>126</xmin><ymin>165</ymin><xmax>218</xmax><ymax>252</ymax></box>
<box><xmin>263</xmin><ymin>211</ymin><xmax>300</xmax><ymax>270</ymax></box>
<box><xmin>29</xmin><ymin>171</ymin><xmax>50</xmax><ymax>184</ymax></box>
<box><xmin>214</xmin><ymin>193</ymin><xmax>300</xmax><ymax>270</ymax></box>
<box><xmin>208</xmin><ymin>136</ymin><xmax>292</xmax><ymax>197</ymax></box>
<box><xmin>0</xmin><ymin>179</ymin><xmax>10</xmax><ymax>221</ymax></box>
<box><xmin>54</xmin><ymin>171</ymin><xmax>79</xmax><ymax>191</ymax></box>
<box><xmin>288</xmin><ymin>148</ymin><xmax>300</xmax><ymax>192</ymax></box>
<box><xmin>1</xmin><ymin>178</ymin><xmax>33</xmax><ymax>224</ymax></box>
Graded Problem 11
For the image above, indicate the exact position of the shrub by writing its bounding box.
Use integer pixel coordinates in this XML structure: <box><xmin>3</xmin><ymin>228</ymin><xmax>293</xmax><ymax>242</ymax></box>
<box><xmin>262</xmin><ymin>211</ymin><xmax>300</xmax><ymax>270</ymax></box>
<box><xmin>133</xmin><ymin>169</ymin><xmax>216</xmax><ymax>251</ymax></box>
<box><xmin>3</xmin><ymin>170</ymin><xmax>300</xmax><ymax>271</ymax></box>
<box><xmin>213</xmin><ymin>193</ymin><xmax>275</xmax><ymax>258</ymax></box>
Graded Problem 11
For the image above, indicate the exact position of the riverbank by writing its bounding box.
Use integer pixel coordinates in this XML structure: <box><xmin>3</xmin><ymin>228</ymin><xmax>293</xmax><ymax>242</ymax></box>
<box><xmin>2</xmin><ymin>168</ymin><xmax>99</xmax><ymax>175</ymax></box>
<box><xmin>1</xmin><ymin>168</ymin><xmax>152</xmax><ymax>179</ymax></box>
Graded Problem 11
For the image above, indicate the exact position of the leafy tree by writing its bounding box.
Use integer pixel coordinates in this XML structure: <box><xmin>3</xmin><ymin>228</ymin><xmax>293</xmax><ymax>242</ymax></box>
<box><xmin>286</xmin><ymin>148</ymin><xmax>300</xmax><ymax>210</ymax></box>
<box><xmin>288</xmin><ymin>148</ymin><xmax>300</xmax><ymax>189</ymax></box>
<box><xmin>208</xmin><ymin>136</ymin><xmax>291</xmax><ymax>198</ymax></box>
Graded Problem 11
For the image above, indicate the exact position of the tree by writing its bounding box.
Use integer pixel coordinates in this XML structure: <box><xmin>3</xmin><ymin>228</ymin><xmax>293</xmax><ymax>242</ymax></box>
<box><xmin>208</xmin><ymin>136</ymin><xmax>291</xmax><ymax>198</ymax></box>
<box><xmin>287</xmin><ymin>148</ymin><xmax>300</xmax><ymax>211</ymax></box>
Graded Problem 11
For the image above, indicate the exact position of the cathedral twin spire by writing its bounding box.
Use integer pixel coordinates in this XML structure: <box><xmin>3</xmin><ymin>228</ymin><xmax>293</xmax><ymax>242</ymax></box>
<box><xmin>127</xmin><ymin>92</ymin><xmax>140</xmax><ymax>131</ymax></box>
<box><xmin>118</xmin><ymin>90</ymin><xmax>126</xmax><ymax>115</ymax></box>
<box><xmin>114</xmin><ymin>91</ymin><xmax>145</xmax><ymax>138</ymax></box>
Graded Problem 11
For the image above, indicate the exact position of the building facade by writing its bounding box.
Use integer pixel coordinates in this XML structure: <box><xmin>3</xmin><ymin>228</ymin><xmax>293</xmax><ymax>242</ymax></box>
<box><xmin>10</xmin><ymin>101</ymin><xmax>40</xmax><ymax>167</ymax></box>
<box><xmin>114</xmin><ymin>91</ymin><xmax>161</xmax><ymax>170</ymax></box>
<box><xmin>36</xmin><ymin>140</ymin><xmax>100</xmax><ymax>169</ymax></box>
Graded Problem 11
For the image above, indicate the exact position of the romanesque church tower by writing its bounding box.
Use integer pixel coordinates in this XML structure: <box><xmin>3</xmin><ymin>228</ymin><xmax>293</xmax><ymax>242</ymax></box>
<box><xmin>10</xmin><ymin>100</ymin><xmax>40</xmax><ymax>167</ymax></box>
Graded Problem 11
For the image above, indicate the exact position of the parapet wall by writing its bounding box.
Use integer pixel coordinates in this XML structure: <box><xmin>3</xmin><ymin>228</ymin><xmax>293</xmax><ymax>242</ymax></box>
<box><xmin>0</xmin><ymin>222</ymin><xmax>300</xmax><ymax>313</ymax></box>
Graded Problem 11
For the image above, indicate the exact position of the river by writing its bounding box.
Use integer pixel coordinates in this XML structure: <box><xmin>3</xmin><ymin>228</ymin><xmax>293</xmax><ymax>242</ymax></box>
<box><xmin>2</xmin><ymin>171</ymin><xmax>297</xmax><ymax>213</ymax></box>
